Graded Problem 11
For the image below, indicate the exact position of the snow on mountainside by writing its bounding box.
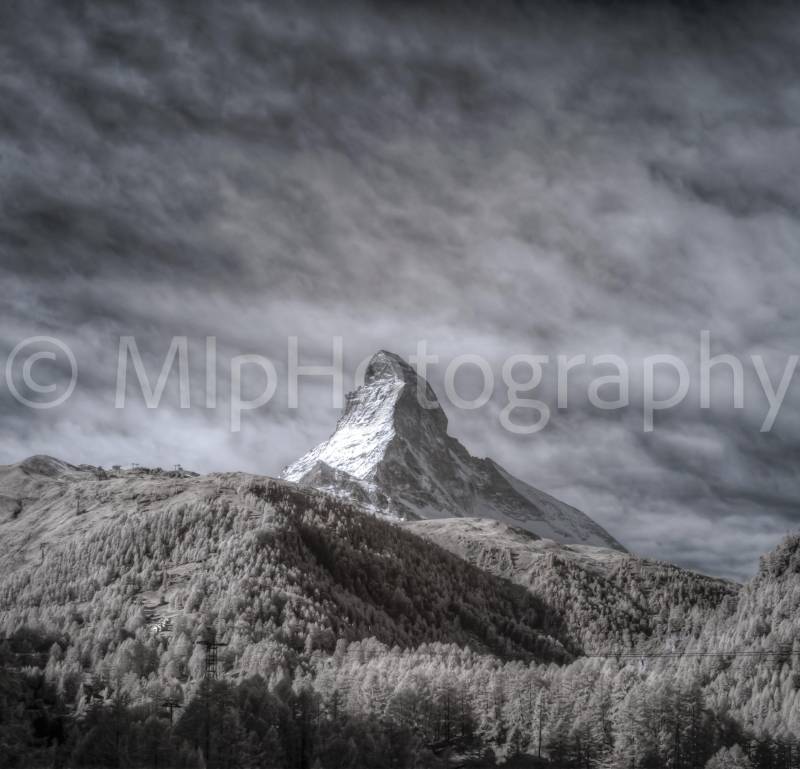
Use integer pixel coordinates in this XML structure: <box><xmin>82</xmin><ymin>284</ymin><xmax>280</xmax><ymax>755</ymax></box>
<box><xmin>283</xmin><ymin>350</ymin><xmax>625</xmax><ymax>550</ymax></box>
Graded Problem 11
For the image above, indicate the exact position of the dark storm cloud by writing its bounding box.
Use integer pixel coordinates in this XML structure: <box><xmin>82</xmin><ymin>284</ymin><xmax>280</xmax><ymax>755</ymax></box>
<box><xmin>1</xmin><ymin>0</ymin><xmax>799</xmax><ymax>579</ymax></box>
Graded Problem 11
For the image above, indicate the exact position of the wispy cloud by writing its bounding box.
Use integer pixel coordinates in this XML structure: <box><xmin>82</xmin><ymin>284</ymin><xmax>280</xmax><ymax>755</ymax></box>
<box><xmin>1</xmin><ymin>0</ymin><xmax>799</xmax><ymax>579</ymax></box>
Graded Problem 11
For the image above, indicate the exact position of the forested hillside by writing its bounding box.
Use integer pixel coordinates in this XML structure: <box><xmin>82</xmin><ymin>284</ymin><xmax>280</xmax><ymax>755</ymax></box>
<box><xmin>406</xmin><ymin>518</ymin><xmax>738</xmax><ymax>652</ymax></box>
<box><xmin>0</xmin><ymin>458</ymin><xmax>799</xmax><ymax>768</ymax></box>
<box><xmin>0</xmin><ymin>463</ymin><xmax>573</xmax><ymax>678</ymax></box>
<box><xmin>695</xmin><ymin>536</ymin><xmax>800</xmax><ymax>737</ymax></box>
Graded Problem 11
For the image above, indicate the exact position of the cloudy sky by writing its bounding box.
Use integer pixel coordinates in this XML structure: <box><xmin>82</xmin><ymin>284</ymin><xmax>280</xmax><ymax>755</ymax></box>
<box><xmin>1</xmin><ymin>0</ymin><xmax>799</xmax><ymax>580</ymax></box>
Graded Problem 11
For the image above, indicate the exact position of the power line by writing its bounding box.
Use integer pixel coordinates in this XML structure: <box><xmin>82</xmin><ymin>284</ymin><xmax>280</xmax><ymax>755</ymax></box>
<box><xmin>583</xmin><ymin>648</ymin><xmax>797</xmax><ymax>660</ymax></box>
<box><xmin>329</xmin><ymin>646</ymin><xmax>799</xmax><ymax>662</ymax></box>
<box><xmin>2</xmin><ymin>635</ymin><xmax>794</xmax><ymax>665</ymax></box>
<box><xmin>0</xmin><ymin>639</ymin><xmax>49</xmax><ymax>660</ymax></box>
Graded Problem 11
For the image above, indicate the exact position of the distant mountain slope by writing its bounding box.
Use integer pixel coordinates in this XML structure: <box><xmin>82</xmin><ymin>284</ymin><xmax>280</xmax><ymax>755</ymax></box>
<box><xmin>283</xmin><ymin>350</ymin><xmax>624</xmax><ymax>550</ymax></box>
<box><xmin>0</xmin><ymin>455</ymin><xmax>200</xmax><ymax>573</ymax></box>
<box><xmin>405</xmin><ymin>517</ymin><xmax>738</xmax><ymax>651</ymax></box>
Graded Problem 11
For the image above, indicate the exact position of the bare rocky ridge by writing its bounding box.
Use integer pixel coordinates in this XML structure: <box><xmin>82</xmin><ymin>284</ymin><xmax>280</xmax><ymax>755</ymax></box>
<box><xmin>283</xmin><ymin>350</ymin><xmax>625</xmax><ymax>550</ymax></box>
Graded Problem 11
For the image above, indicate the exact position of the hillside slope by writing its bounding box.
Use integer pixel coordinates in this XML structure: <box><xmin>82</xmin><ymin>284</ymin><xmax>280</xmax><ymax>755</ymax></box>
<box><xmin>0</xmin><ymin>457</ymin><xmax>573</xmax><ymax>688</ymax></box>
<box><xmin>0</xmin><ymin>456</ymin><xmax>201</xmax><ymax>573</ymax></box>
<box><xmin>405</xmin><ymin>517</ymin><xmax>738</xmax><ymax>651</ymax></box>
<box><xmin>2</xmin><ymin>456</ymin><xmax>799</xmax><ymax>767</ymax></box>
<box><xmin>690</xmin><ymin>535</ymin><xmax>800</xmax><ymax>736</ymax></box>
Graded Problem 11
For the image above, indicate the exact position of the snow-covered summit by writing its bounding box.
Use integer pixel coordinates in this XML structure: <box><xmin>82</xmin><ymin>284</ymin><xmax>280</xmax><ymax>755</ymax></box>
<box><xmin>283</xmin><ymin>351</ymin><xmax>425</xmax><ymax>483</ymax></box>
<box><xmin>282</xmin><ymin>350</ymin><xmax>625</xmax><ymax>551</ymax></box>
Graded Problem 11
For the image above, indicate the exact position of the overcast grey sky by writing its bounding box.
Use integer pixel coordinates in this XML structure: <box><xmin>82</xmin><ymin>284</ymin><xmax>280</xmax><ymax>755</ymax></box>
<box><xmin>1</xmin><ymin>0</ymin><xmax>799</xmax><ymax>580</ymax></box>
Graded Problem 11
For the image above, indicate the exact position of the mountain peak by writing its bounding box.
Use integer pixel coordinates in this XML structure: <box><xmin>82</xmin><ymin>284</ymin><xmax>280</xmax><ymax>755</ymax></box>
<box><xmin>282</xmin><ymin>350</ymin><xmax>624</xmax><ymax>551</ymax></box>
<box><xmin>363</xmin><ymin>351</ymin><xmax>441</xmax><ymax>410</ymax></box>
<box><xmin>17</xmin><ymin>455</ymin><xmax>76</xmax><ymax>477</ymax></box>
<box><xmin>282</xmin><ymin>351</ymin><xmax>421</xmax><ymax>486</ymax></box>
<box><xmin>363</xmin><ymin>350</ymin><xmax>443</xmax><ymax>413</ymax></box>
<box><xmin>365</xmin><ymin>350</ymin><xmax>416</xmax><ymax>383</ymax></box>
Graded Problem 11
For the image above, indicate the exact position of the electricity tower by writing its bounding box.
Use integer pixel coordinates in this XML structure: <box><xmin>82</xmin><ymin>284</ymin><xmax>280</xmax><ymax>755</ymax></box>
<box><xmin>196</xmin><ymin>631</ymin><xmax>227</xmax><ymax>768</ymax></box>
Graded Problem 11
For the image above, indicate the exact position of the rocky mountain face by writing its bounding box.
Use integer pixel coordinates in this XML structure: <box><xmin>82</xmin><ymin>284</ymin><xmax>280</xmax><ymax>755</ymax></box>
<box><xmin>283</xmin><ymin>350</ymin><xmax>625</xmax><ymax>550</ymax></box>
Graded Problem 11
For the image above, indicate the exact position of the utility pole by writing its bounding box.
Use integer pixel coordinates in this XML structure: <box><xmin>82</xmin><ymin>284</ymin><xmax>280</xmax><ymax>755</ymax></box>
<box><xmin>162</xmin><ymin>698</ymin><xmax>181</xmax><ymax>726</ymax></box>
<box><xmin>527</xmin><ymin>679</ymin><xmax>533</xmax><ymax>745</ymax></box>
<box><xmin>537</xmin><ymin>691</ymin><xmax>544</xmax><ymax>759</ymax></box>
<box><xmin>159</xmin><ymin>697</ymin><xmax>182</xmax><ymax>769</ymax></box>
